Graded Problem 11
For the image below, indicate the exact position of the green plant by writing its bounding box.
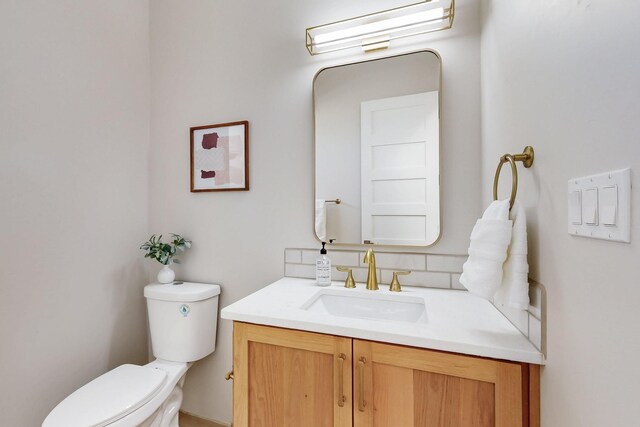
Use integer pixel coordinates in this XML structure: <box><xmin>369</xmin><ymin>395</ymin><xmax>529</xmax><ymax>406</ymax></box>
<box><xmin>140</xmin><ymin>234</ymin><xmax>192</xmax><ymax>266</ymax></box>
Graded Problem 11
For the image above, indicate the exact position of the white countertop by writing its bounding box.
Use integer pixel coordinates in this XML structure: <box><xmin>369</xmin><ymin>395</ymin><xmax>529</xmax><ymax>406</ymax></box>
<box><xmin>221</xmin><ymin>277</ymin><xmax>544</xmax><ymax>365</ymax></box>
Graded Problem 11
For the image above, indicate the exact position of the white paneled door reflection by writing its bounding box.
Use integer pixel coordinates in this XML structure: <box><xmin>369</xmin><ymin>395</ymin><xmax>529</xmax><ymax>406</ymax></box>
<box><xmin>360</xmin><ymin>91</ymin><xmax>440</xmax><ymax>245</ymax></box>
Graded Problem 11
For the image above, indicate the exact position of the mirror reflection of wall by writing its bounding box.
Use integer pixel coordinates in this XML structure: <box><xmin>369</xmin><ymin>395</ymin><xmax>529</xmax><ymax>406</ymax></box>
<box><xmin>314</xmin><ymin>51</ymin><xmax>441</xmax><ymax>246</ymax></box>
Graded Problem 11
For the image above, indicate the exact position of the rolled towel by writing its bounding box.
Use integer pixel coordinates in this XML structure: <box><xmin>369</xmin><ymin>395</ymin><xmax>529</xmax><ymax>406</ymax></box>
<box><xmin>315</xmin><ymin>199</ymin><xmax>327</xmax><ymax>242</ymax></box>
<box><xmin>494</xmin><ymin>201</ymin><xmax>530</xmax><ymax>310</ymax></box>
<box><xmin>460</xmin><ymin>200</ymin><xmax>512</xmax><ymax>299</ymax></box>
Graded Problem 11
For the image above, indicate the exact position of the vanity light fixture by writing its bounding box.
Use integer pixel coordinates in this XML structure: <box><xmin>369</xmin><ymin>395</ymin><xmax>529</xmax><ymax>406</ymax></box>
<box><xmin>306</xmin><ymin>0</ymin><xmax>454</xmax><ymax>55</ymax></box>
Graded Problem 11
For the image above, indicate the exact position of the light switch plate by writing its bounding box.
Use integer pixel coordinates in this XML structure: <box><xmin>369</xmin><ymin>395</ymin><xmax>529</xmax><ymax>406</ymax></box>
<box><xmin>568</xmin><ymin>168</ymin><xmax>631</xmax><ymax>242</ymax></box>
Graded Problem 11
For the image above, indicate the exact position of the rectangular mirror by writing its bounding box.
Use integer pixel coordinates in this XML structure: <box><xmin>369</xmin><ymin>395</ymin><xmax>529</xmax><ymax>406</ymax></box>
<box><xmin>314</xmin><ymin>50</ymin><xmax>441</xmax><ymax>246</ymax></box>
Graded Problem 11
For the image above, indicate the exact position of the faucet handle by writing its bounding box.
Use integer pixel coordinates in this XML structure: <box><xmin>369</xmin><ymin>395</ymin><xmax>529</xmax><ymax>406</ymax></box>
<box><xmin>336</xmin><ymin>266</ymin><xmax>356</xmax><ymax>288</ymax></box>
<box><xmin>389</xmin><ymin>270</ymin><xmax>411</xmax><ymax>292</ymax></box>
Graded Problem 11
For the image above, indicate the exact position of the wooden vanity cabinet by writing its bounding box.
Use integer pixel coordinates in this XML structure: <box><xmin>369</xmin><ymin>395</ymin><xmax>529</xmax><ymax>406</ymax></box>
<box><xmin>233</xmin><ymin>322</ymin><xmax>539</xmax><ymax>427</ymax></box>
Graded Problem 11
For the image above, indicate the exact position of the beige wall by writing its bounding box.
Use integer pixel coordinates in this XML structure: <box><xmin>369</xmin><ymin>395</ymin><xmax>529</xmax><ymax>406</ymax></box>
<box><xmin>149</xmin><ymin>0</ymin><xmax>481</xmax><ymax>423</ymax></box>
<box><xmin>0</xmin><ymin>1</ymin><xmax>150</xmax><ymax>425</ymax></box>
<box><xmin>481</xmin><ymin>1</ymin><xmax>640</xmax><ymax>425</ymax></box>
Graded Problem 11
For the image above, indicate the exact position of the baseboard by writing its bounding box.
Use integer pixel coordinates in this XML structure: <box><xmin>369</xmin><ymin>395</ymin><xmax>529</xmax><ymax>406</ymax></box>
<box><xmin>179</xmin><ymin>410</ymin><xmax>231</xmax><ymax>427</ymax></box>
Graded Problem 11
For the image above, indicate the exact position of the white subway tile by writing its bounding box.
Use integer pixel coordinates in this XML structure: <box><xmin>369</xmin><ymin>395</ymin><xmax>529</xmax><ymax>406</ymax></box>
<box><xmin>285</xmin><ymin>249</ymin><xmax>302</xmax><ymax>264</ymax></box>
<box><xmin>427</xmin><ymin>255</ymin><xmax>466</xmax><ymax>273</ymax></box>
<box><xmin>380</xmin><ymin>270</ymin><xmax>450</xmax><ymax>289</ymax></box>
<box><xmin>301</xmin><ymin>250</ymin><xmax>318</xmax><ymax>265</ymax></box>
<box><xmin>528</xmin><ymin>282</ymin><xmax>543</xmax><ymax>319</ymax></box>
<box><xmin>329</xmin><ymin>251</ymin><xmax>360</xmax><ymax>267</ymax></box>
<box><xmin>529</xmin><ymin>314</ymin><xmax>542</xmax><ymax>350</ymax></box>
<box><xmin>362</xmin><ymin>252</ymin><xmax>426</xmax><ymax>270</ymax></box>
<box><xmin>332</xmin><ymin>266</ymin><xmax>370</xmax><ymax>284</ymax></box>
<box><xmin>284</xmin><ymin>263</ymin><xmax>316</xmax><ymax>279</ymax></box>
<box><xmin>302</xmin><ymin>249</ymin><xmax>360</xmax><ymax>268</ymax></box>
<box><xmin>451</xmin><ymin>273</ymin><xmax>466</xmax><ymax>290</ymax></box>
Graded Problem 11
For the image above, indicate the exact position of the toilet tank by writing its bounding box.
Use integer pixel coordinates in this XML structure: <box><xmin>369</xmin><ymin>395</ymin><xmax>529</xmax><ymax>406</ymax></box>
<box><xmin>144</xmin><ymin>282</ymin><xmax>220</xmax><ymax>362</ymax></box>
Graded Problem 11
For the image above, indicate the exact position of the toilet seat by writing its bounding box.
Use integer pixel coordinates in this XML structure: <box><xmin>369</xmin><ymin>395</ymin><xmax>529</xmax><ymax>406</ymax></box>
<box><xmin>43</xmin><ymin>364</ymin><xmax>167</xmax><ymax>427</ymax></box>
<box><xmin>43</xmin><ymin>281</ymin><xmax>219</xmax><ymax>427</ymax></box>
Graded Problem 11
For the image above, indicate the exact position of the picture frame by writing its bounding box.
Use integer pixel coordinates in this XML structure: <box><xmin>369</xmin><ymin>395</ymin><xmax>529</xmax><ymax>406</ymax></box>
<box><xmin>190</xmin><ymin>121</ymin><xmax>249</xmax><ymax>192</ymax></box>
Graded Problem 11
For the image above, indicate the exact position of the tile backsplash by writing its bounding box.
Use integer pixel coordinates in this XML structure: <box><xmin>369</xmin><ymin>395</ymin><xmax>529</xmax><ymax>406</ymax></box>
<box><xmin>284</xmin><ymin>248</ymin><xmax>546</xmax><ymax>356</ymax></box>
<box><xmin>285</xmin><ymin>248</ymin><xmax>467</xmax><ymax>288</ymax></box>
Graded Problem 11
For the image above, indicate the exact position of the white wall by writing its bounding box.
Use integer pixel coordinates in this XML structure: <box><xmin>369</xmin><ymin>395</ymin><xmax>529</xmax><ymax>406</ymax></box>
<box><xmin>0</xmin><ymin>1</ymin><xmax>150</xmax><ymax>425</ymax></box>
<box><xmin>149</xmin><ymin>0</ymin><xmax>481</xmax><ymax>423</ymax></box>
<box><xmin>315</xmin><ymin>52</ymin><xmax>440</xmax><ymax>243</ymax></box>
<box><xmin>481</xmin><ymin>1</ymin><xmax>640</xmax><ymax>425</ymax></box>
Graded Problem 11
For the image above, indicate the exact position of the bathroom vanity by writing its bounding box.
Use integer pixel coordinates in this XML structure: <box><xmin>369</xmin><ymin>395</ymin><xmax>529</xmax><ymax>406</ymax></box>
<box><xmin>222</xmin><ymin>278</ymin><xmax>543</xmax><ymax>427</ymax></box>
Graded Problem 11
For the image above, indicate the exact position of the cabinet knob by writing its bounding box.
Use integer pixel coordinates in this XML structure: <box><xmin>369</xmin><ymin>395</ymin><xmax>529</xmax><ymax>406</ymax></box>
<box><xmin>225</xmin><ymin>370</ymin><xmax>234</xmax><ymax>381</ymax></box>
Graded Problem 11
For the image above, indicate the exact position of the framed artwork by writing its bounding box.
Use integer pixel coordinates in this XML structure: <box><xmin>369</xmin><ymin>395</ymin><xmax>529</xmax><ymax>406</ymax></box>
<box><xmin>190</xmin><ymin>121</ymin><xmax>249</xmax><ymax>192</ymax></box>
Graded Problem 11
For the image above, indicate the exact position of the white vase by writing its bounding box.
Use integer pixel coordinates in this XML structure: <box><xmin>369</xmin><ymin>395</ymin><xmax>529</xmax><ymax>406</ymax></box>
<box><xmin>157</xmin><ymin>265</ymin><xmax>175</xmax><ymax>284</ymax></box>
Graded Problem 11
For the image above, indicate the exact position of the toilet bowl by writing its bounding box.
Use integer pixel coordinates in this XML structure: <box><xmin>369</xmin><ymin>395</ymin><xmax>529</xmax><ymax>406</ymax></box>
<box><xmin>43</xmin><ymin>282</ymin><xmax>220</xmax><ymax>427</ymax></box>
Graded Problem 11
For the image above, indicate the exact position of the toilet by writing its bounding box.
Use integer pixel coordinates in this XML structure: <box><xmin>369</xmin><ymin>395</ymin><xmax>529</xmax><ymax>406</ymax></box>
<box><xmin>43</xmin><ymin>282</ymin><xmax>220</xmax><ymax>427</ymax></box>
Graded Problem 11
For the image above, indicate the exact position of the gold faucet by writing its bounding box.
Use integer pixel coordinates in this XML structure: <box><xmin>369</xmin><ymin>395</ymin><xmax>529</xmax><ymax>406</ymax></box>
<box><xmin>389</xmin><ymin>270</ymin><xmax>411</xmax><ymax>292</ymax></box>
<box><xmin>336</xmin><ymin>266</ymin><xmax>356</xmax><ymax>288</ymax></box>
<box><xmin>363</xmin><ymin>249</ymin><xmax>379</xmax><ymax>290</ymax></box>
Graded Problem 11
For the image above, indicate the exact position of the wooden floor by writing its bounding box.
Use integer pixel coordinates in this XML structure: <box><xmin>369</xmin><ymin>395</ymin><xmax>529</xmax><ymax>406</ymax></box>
<box><xmin>179</xmin><ymin>411</ymin><xmax>228</xmax><ymax>427</ymax></box>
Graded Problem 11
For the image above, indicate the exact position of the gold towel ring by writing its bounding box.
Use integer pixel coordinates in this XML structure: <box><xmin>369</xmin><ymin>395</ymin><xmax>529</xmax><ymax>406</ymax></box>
<box><xmin>493</xmin><ymin>154</ymin><xmax>518</xmax><ymax>210</ymax></box>
<box><xmin>493</xmin><ymin>146</ymin><xmax>535</xmax><ymax>210</ymax></box>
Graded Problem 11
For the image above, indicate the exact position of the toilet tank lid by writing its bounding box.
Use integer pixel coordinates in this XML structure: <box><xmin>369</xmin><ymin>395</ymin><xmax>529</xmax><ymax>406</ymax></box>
<box><xmin>144</xmin><ymin>282</ymin><xmax>221</xmax><ymax>302</ymax></box>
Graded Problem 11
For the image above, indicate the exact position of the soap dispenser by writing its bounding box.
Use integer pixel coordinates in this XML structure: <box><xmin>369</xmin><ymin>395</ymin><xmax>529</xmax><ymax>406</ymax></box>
<box><xmin>316</xmin><ymin>242</ymin><xmax>332</xmax><ymax>287</ymax></box>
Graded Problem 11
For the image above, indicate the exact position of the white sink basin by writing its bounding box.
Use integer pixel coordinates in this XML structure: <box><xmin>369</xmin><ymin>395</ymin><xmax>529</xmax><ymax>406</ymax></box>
<box><xmin>301</xmin><ymin>288</ymin><xmax>427</xmax><ymax>323</ymax></box>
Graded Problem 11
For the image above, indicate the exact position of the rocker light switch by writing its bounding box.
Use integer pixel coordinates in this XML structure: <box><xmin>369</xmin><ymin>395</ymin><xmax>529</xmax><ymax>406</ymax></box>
<box><xmin>583</xmin><ymin>188</ymin><xmax>598</xmax><ymax>225</ymax></box>
<box><xmin>601</xmin><ymin>185</ymin><xmax>618</xmax><ymax>226</ymax></box>
<box><xmin>569</xmin><ymin>190</ymin><xmax>582</xmax><ymax>225</ymax></box>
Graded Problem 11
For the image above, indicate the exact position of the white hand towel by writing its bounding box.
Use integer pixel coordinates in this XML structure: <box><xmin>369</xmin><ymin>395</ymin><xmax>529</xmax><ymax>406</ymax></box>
<box><xmin>460</xmin><ymin>200</ymin><xmax>512</xmax><ymax>299</ymax></box>
<box><xmin>494</xmin><ymin>201</ymin><xmax>530</xmax><ymax>310</ymax></box>
<box><xmin>315</xmin><ymin>199</ymin><xmax>327</xmax><ymax>242</ymax></box>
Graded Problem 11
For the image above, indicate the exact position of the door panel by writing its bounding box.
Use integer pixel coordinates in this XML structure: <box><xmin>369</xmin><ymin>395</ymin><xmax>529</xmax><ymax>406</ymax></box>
<box><xmin>361</xmin><ymin>91</ymin><xmax>440</xmax><ymax>245</ymax></box>
<box><xmin>414</xmin><ymin>370</ymin><xmax>495</xmax><ymax>427</ymax></box>
<box><xmin>372</xmin><ymin>363</ymin><xmax>415</xmax><ymax>425</ymax></box>
<box><xmin>354</xmin><ymin>340</ymin><xmax>524</xmax><ymax>427</ymax></box>
<box><xmin>248</xmin><ymin>342</ymin><xmax>334</xmax><ymax>426</ymax></box>
<box><xmin>233</xmin><ymin>323</ymin><xmax>352</xmax><ymax>427</ymax></box>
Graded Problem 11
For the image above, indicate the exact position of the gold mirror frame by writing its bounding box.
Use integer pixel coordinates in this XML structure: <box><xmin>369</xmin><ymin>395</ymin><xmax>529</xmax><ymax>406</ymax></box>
<box><xmin>312</xmin><ymin>49</ymin><xmax>443</xmax><ymax>248</ymax></box>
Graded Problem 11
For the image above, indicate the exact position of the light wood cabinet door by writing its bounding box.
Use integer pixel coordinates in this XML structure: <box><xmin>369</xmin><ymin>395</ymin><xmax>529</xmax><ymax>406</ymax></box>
<box><xmin>233</xmin><ymin>322</ymin><xmax>353</xmax><ymax>427</ymax></box>
<box><xmin>353</xmin><ymin>340</ymin><xmax>529</xmax><ymax>427</ymax></box>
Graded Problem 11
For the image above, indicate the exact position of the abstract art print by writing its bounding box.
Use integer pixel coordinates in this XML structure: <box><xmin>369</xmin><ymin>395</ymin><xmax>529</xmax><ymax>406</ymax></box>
<box><xmin>190</xmin><ymin>121</ymin><xmax>249</xmax><ymax>192</ymax></box>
